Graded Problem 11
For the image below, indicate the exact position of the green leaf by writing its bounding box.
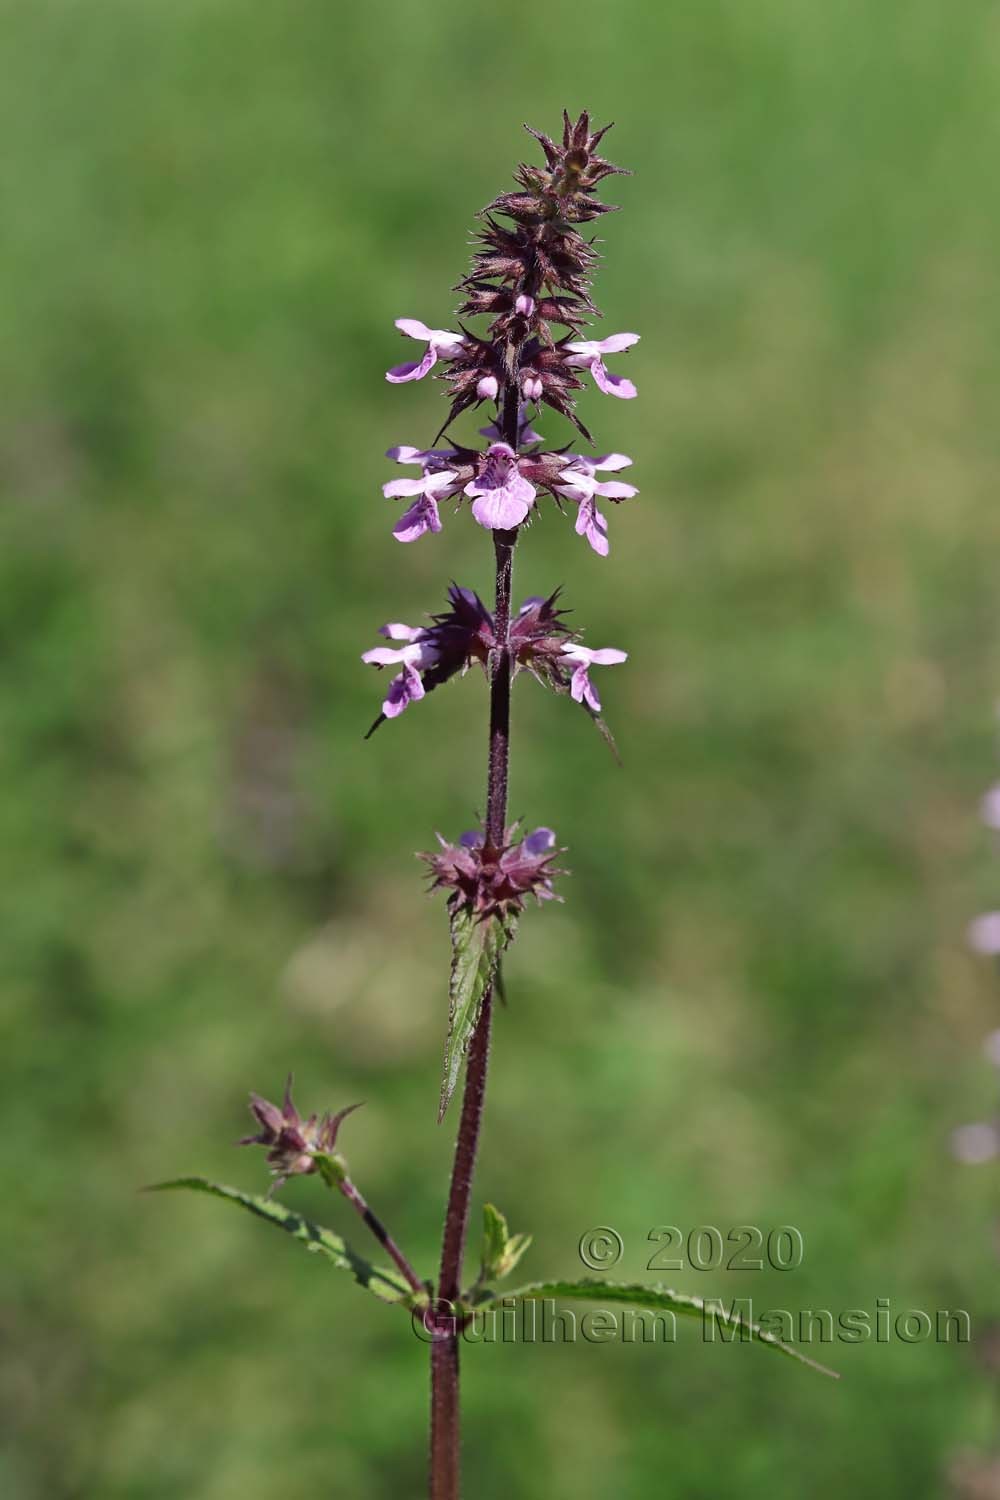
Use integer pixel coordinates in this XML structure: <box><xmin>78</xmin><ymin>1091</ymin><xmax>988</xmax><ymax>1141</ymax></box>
<box><xmin>146</xmin><ymin>1178</ymin><xmax>414</xmax><ymax>1306</ymax></box>
<box><xmin>439</xmin><ymin>909</ymin><xmax>517</xmax><ymax>1121</ymax></box>
<box><xmin>489</xmin><ymin>1279</ymin><xmax>839</xmax><ymax>1379</ymax></box>
<box><xmin>482</xmin><ymin>1202</ymin><xmax>509</xmax><ymax>1276</ymax></box>
<box><xmin>481</xmin><ymin>1203</ymin><xmax>532</xmax><ymax>1283</ymax></box>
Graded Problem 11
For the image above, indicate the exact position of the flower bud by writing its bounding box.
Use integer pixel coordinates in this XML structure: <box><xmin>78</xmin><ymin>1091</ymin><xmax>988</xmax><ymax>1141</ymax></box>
<box><xmin>239</xmin><ymin>1077</ymin><xmax>361</xmax><ymax>1191</ymax></box>
<box><xmin>421</xmin><ymin>825</ymin><xmax>564</xmax><ymax>919</ymax></box>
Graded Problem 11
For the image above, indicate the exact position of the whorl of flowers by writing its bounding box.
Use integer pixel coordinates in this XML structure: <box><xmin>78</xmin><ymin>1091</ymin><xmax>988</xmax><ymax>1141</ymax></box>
<box><xmin>421</xmin><ymin>826</ymin><xmax>565</xmax><ymax>921</ymax></box>
<box><xmin>382</xmin><ymin>110</ymin><xmax>639</xmax><ymax>554</ymax></box>
<box><xmin>362</xmin><ymin>584</ymin><xmax>627</xmax><ymax>731</ymax></box>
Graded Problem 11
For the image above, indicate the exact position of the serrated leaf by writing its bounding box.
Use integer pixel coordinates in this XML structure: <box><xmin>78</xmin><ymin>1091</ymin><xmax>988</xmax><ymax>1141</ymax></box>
<box><xmin>146</xmin><ymin>1178</ymin><xmax>413</xmax><ymax>1306</ymax></box>
<box><xmin>489</xmin><ymin>1279</ymin><xmax>838</xmax><ymax>1379</ymax></box>
<box><xmin>439</xmin><ymin>909</ymin><xmax>517</xmax><ymax>1121</ymax></box>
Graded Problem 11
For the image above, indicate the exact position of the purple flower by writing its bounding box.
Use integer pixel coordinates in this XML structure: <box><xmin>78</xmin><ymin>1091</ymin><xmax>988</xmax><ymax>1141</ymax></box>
<box><xmin>554</xmin><ymin>453</ymin><xmax>637</xmax><ymax>557</ymax></box>
<box><xmin>564</xmin><ymin>332</ymin><xmax>640</xmax><ymax>398</ymax></box>
<box><xmin>385</xmin><ymin>318</ymin><xmax>465</xmax><ymax>383</ymax></box>
<box><xmin>362</xmin><ymin>634</ymin><xmax>438</xmax><ymax>719</ymax></box>
<box><xmin>520</xmin><ymin>371</ymin><xmax>544</xmax><ymax>401</ymax></box>
<box><xmin>477</xmin><ymin>374</ymin><xmax>499</xmax><ymax>401</ymax></box>
<box><xmin>464</xmin><ymin>443</ymin><xmax>537</xmax><ymax>530</ymax></box>
<box><xmin>384</xmin><ymin>447</ymin><xmax>463</xmax><ymax>542</ymax></box>
<box><xmin>362</xmin><ymin>587</ymin><xmax>495</xmax><ymax>731</ymax></box>
<box><xmin>969</xmin><ymin>913</ymin><xmax>1000</xmax><ymax>956</ymax></box>
<box><xmin>951</xmin><ymin>1122</ymin><xmax>1000</xmax><ymax>1165</ymax></box>
<box><xmin>561</xmin><ymin>643</ymin><xmax>628</xmax><ymax>713</ymax></box>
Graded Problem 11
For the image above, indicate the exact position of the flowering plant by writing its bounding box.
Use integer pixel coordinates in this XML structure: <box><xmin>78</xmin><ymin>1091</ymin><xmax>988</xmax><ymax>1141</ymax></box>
<box><xmin>152</xmin><ymin>112</ymin><xmax>833</xmax><ymax>1497</ymax></box>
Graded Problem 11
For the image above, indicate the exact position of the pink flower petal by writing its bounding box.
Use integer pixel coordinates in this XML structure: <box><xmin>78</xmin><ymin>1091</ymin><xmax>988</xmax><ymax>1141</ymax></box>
<box><xmin>591</xmin><ymin>359</ymin><xmax>637</xmax><ymax>399</ymax></box>
<box><xmin>574</xmin><ymin>495</ymin><xmax>610</xmax><ymax>556</ymax></box>
<box><xmin>383</xmin><ymin>674</ymin><xmax>411</xmax><ymax>718</ymax></box>
<box><xmin>395</xmin><ymin>318</ymin><xmax>434</xmax><ymax>341</ymax></box>
<box><xmin>393</xmin><ymin>496</ymin><xmax>442</xmax><ymax>543</ymax></box>
<box><xmin>362</xmin><ymin>646</ymin><xmax>406</xmax><ymax>666</ymax></box>
<box><xmin>981</xmin><ymin>785</ymin><xmax>1000</xmax><ymax>830</ymax></box>
<box><xmin>553</xmin><ymin>474</ymin><xmax>594</xmax><ymax>504</ymax></box>
<box><xmin>385</xmin><ymin>348</ymin><xmax>437</xmax><ymax>384</ymax></box>
<box><xmin>469</xmin><ymin>480</ymin><xmax>534</xmax><ymax>530</ymax></box>
<box><xmin>594</xmin><ymin>481</ymin><xmax>638</xmax><ymax>500</ymax></box>
<box><xmin>379</xmin><ymin>623</ymin><xmax>423</xmax><ymax>642</ymax></box>
<box><xmin>594</xmin><ymin>332</ymin><xmax>640</xmax><ymax>353</ymax></box>
<box><xmin>569</xmin><ymin>663</ymin><xmax>601</xmax><ymax>712</ymax></box>
<box><xmin>383</xmin><ymin>477</ymin><xmax>427</xmax><ymax>498</ymax></box>
<box><xmin>969</xmin><ymin>913</ymin><xmax>1000</xmax><ymax>955</ymax></box>
<box><xmin>952</xmin><ymin>1123</ymin><xmax>999</xmax><ymax>1164</ymax></box>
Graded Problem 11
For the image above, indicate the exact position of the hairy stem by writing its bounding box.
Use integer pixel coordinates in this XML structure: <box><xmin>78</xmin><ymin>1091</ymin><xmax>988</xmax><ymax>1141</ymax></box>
<box><xmin>429</xmin><ymin>1335</ymin><xmax>460</xmax><ymax>1498</ymax></box>
<box><xmin>430</xmin><ymin>387</ymin><xmax>521</xmax><ymax>1499</ymax></box>
<box><xmin>336</xmin><ymin>1175</ymin><xmax>426</xmax><ymax>1297</ymax></box>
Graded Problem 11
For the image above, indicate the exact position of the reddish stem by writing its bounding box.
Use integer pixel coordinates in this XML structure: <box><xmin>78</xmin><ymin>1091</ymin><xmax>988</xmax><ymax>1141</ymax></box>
<box><xmin>429</xmin><ymin>385</ymin><xmax>521</xmax><ymax>1499</ymax></box>
<box><xmin>336</xmin><ymin>1175</ymin><xmax>425</xmax><ymax>1297</ymax></box>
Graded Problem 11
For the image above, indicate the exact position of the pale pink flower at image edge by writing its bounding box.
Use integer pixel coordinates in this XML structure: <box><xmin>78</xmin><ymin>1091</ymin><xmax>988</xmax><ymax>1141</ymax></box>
<box><xmin>981</xmin><ymin>783</ymin><xmax>1000</xmax><ymax>831</ymax></box>
<box><xmin>968</xmin><ymin>912</ymin><xmax>1000</xmax><ymax>956</ymax></box>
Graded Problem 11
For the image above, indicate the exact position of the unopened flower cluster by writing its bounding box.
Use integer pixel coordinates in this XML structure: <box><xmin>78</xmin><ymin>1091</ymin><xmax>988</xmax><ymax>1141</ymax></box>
<box><xmin>240</xmin><ymin>1078</ymin><xmax>359</xmax><ymax>1189</ymax></box>
<box><xmin>422</xmin><ymin>826</ymin><xmax>564</xmax><ymax>921</ymax></box>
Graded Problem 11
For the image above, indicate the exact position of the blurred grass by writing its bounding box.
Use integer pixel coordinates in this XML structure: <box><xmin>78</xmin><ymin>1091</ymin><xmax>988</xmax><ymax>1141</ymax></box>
<box><xmin>3</xmin><ymin>0</ymin><xmax>1000</xmax><ymax>1495</ymax></box>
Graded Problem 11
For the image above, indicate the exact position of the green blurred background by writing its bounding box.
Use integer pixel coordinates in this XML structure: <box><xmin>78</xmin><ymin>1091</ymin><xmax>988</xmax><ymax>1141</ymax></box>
<box><xmin>4</xmin><ymin>1</ymin><xmax>1000</xmax><ymax>1495</ymax></box>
